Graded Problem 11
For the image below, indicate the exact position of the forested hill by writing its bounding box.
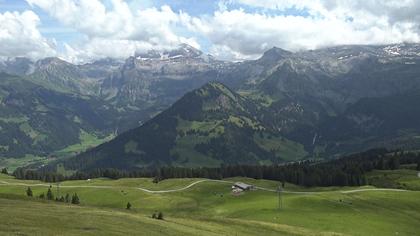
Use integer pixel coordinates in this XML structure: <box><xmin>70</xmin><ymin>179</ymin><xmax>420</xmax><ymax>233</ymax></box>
<box><xmin>50</xmin><ymin>82</ymin><xmax>308</xmax><ymax>171</ymax></box>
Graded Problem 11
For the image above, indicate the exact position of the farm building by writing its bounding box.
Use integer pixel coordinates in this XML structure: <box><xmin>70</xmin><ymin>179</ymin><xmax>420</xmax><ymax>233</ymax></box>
<box><xmin>232</xmin><ymin>182</ymin><xmax>254</xmax><ymax>191</ymax></box>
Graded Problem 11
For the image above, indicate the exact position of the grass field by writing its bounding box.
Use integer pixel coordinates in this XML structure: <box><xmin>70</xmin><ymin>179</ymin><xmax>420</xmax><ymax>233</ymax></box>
<box><xmin>0</xmin><ymin>154</ymin><xmax>51</xmax><ymax>173</ymax></box>
<box><xmin>1</xmin><ymin>172</ymin><xmax>420</xmax><ymax>235</ymax></box>
<box><xmin>367</xmin><ymin>169</ymin><xmax>420</xmax><ymax>190</ymax></box>
<box><xmin>0</xmin><ymin>130</ymin><xmax>114</xmax><ymax>173</ymax></box>
<box><xmin>53</xmin><ymin>130</ymin><xmax>115</xmax><ymax>159</ymax></box>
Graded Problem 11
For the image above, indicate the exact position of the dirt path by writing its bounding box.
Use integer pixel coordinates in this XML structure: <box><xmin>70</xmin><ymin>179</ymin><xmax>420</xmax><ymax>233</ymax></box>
<box><xmin>137</xmin><ymin>179</ymin><xmax>233</xmax><ymax>193</ymax></box>
<box><xmin>341</xmin><ymin>188</ymin><xmax>408</xmax><ymax>194</ymax></box>
<box><xmin>0</xmin><ymin>179</ymin><xmax>412</xmax><ymax>195</ymax></box>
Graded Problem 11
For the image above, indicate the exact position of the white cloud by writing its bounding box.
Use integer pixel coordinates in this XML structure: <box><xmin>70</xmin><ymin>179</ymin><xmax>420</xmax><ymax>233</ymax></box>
<box><xmin>0</xmin><ymin>10</ymin><xmax>56</xmax><ymax>60</ymax></box>
<box><xmin>26</xmin><ymin>0</ymin><xmax>202</xmax><ymax>62</ymax></box>
<box><xmin>26</xmin><ymin>0</ymin><xmax>132</xmax><ymax>38</ymax></box>
<box><xmin>192</xmin><ymin>1</ymin><xmax>420</xmax><ymax>60</ymax></box>
<box><xmin>18</xmin><ymin>0</ymin><xmax>420</xmax><ymax>62</ymax></box>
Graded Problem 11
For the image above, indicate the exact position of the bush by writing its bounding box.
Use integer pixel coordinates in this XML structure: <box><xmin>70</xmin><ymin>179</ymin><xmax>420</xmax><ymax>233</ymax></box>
<box><xmin>1</xmin><ymin>168</ymin><xmax>7</xmax><ymax>175</ymax></box>
<box><xmin>126</xmin><ymin>202</ymin><xmax>132</xmax><ymax>210</ymax></box>
<box><xmin>157</xmin><ymin>212</ymin><xmax>164</xmax><ymax>220</ymax></box>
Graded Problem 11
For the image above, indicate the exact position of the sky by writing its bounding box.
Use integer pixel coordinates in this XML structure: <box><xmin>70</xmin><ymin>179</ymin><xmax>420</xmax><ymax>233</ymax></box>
<box><xmin>1</xmin><ymin>0</ymin><xmax>420</xmax><ymax>63</ymax></box>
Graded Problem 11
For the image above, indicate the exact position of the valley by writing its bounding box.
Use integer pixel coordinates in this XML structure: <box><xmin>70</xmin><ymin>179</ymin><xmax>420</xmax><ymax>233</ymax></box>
<box><xmin>3</xmin><ymin>1</ymin><xmax>420</xmax><ymax>235</ymax></box>
<box><xmin>3</xmin><ymin>44</ymin><xmax>420</xmax><ymax>171</ymax></box>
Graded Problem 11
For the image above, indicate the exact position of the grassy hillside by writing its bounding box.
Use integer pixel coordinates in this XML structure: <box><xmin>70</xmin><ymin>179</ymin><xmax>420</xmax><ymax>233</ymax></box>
<box><xmin>0</xmin><ymin>197</ymin><xmax>317</xmax><ymax>236</ymax></box>
<box><xmin>1</xmin><ymin>173</ymin><xmax>420</xmax><ymax>235</ymax></box>
<box><xmin>367</xmin><ymin>169</ymin><xmax>420</xmax><ymax>190</ymax></box>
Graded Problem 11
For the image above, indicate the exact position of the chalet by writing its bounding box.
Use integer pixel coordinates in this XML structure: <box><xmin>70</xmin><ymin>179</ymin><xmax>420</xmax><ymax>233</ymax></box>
<box><xmin>232</xmin><ymin>182</ymin><xmax>254</xmax><ymax>191</ymax></box>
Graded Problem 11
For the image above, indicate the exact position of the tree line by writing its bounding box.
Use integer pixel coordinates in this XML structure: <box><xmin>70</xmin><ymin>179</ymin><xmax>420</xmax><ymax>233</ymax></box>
<box><xmin>12</xmin><ymin>148</ymin><xmax>420</xmax><ymax>187</ymax></box>
<box><xmin>25</xmin><ymin>186</ymin><xmax>80</xmax><ymax>204</ymax></box>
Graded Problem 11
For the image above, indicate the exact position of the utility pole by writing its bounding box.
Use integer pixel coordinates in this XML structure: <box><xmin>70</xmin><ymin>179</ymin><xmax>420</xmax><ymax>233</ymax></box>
<box><xmin>278</xmin><ymin>185</ymin><xmax>283</xmax><ymax>210</ymax></box>
<box><xmin>56</xmin><ymin>182</ymin><xmax>60</xmax><ymax>198</ymax></box>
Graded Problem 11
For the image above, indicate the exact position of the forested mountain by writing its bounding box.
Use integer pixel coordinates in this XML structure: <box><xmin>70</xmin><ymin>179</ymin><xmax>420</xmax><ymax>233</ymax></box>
<box><xmin>232</xmin><ymin>44</ymin><xmax>420</xmax><ymax>157</ymax></box>
<box><xmin>54</xmin><ymin>82</ymin><xmax>306</xmax><ymax>171</ymax></box>
<box><xmin>0</xmin><ymin>73</ymin><xmax>112</xmax><ymax>157</ymax></box>
<box><xmin>0</xmin><ymin>45</ymin><xmax>232</xmax><ymax>159</ymax></box>
<box><xmin>2</xmin><ymin>43</ymin><xmax>420</xmax><ymax>171</ymax></box>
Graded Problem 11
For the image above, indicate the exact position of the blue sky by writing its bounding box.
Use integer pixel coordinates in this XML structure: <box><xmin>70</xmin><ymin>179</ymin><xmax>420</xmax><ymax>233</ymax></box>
<box><xmin>0</xmin><ymin>0</ymin><xmax>419</xmax><ymax>63</ymax></box>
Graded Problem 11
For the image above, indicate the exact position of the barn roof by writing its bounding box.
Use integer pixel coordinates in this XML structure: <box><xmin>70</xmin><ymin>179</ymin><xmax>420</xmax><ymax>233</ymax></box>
<box><xmin>234</xmin><ymin>182</ymin><xmax>253</xmax><ymax>189</ymax></box>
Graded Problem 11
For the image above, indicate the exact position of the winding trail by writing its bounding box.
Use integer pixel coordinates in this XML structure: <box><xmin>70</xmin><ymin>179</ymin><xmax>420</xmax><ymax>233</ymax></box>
<box><xmin>340</xmin><ymin>188</ymin><xmax>408</xmax><ymax>194</ymax></box>
<box><xmin>0</xmin><ymin>179</ymin><xmax>412</xmax><ymax>195</ymax></box>
<box><xmin>136</xmin><ymin>179</ymin><xmax>233</xmax><ymax>193</ymax></box>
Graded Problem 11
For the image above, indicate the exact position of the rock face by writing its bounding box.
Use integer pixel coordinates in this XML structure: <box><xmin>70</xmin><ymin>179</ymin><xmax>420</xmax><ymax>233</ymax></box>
<box><xmin>99</xmin><ymin>44</ymin><xmax>230</xmax><ymax>105</ymax></box>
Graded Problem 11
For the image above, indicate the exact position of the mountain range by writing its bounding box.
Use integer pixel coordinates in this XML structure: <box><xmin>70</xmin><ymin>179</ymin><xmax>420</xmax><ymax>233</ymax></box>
<box><xmin>2</xmin><ymin>43</ymin><xmax>420</xmax><ymax>171</ymax></box>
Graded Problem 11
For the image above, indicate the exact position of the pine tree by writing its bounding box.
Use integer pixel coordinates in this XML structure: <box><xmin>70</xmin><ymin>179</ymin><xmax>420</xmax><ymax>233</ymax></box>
<box><xmin>126</xmin><ymin>202</ymin><xmax>132</xmax><ymax>210</ymax></box>
<box><xmin>71</xmin><ymin>193</ymin><xmax>80</xmax><ymax>204</ymax></box>
<box><xmin>1</xmin><ymin>168</ymin><xmax>7</xmax><ymax>175</ymax></box>
<box><xmin>26</xmin><ymin>187</ymin><xmax>33</xmax><ymax>197</ymax></box>
<box><xmin>157</xmin><ymin>212</ymin><xmax>164</xmax><ymax>220</ymax></box>
<box><xmin>46</xmin><ymin>187</ymin><xmax>54</xmax><ymax>200</ymax></box>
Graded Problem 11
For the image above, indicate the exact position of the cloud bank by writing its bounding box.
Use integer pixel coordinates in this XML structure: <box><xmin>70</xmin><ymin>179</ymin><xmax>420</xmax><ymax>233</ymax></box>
<box><xmin>0</xmin><ymin>10</ymin><xmax>56</xmax><ymax>60</ymax></box>
<box><xmin>2</xmin><ymin>0</ymin><xmax>420</xmax><ymax>62</ymax></box>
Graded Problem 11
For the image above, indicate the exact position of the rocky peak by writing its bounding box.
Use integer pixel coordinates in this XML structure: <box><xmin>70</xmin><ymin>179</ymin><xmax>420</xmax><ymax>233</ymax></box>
<box><xmin>259</xmin><ymin>47</ymin><xmax>293</xmax><ymax>62</ymax></box>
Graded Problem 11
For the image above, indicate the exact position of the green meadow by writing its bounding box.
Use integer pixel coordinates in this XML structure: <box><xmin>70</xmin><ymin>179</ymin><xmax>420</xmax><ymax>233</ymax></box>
<box><xmin>0</xmin><ymin>171</ymin><xmax>420</xmax><ymax>235</ymax></box>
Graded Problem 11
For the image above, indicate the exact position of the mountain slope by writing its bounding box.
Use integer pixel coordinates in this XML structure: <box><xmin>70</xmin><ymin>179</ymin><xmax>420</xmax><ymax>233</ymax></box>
<box><xmin>0</xmin><ymin>73</ymin><xmax>114</xmax><ymax>158</ymax></box>
<box><xmin>318</xmin><ymin>91</ymin><xmax>420</xmax><ymax>155</ymax></box>
<box><xmin>56</xmin><ymin>82</ymin><xmax>307</xmax><ymax>171</ymax></box>
<box><xmin>4</xmin><ymin>43</ymin><xmax>420</xmax><ymax>171</ymax></box>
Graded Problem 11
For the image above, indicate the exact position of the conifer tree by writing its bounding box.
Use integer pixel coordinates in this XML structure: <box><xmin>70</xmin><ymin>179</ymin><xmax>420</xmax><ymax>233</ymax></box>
<box><xmin>46</xmin><ymin>187</ymin><xmax>54</xmax><ymax>200</ymax></box>
<box><xmin>71</xmin><ymin>193</ymin><xmax>80</xmax><ymax>204</ymax></box>
<box><xmin>26</xmin><ymin>187</ymin><xmax>33</xmax><ymax>197</ymax></box>
<box><xmin>126</xmin><ymin>202</ymin><xmax>132</xmax><ymax>210</ymax></box>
